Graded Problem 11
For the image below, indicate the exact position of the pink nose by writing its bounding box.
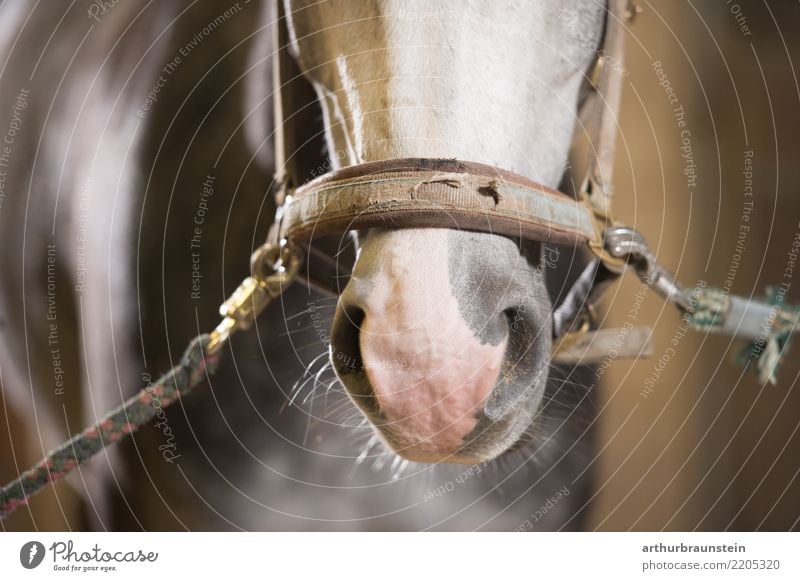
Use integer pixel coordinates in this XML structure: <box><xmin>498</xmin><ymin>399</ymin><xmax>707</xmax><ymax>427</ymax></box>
<box><xmin>332</xmin><ymin>229</ymin><xmax>510</xmax><ymax>462</ymax></box>
<box><xmin>359</xmin><ymin>313</ymin><xmax>507</xmax><ymax>461</ymax></box>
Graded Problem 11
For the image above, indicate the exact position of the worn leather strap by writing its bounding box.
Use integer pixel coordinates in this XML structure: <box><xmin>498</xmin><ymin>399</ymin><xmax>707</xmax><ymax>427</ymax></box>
<box><xmin>278</xmin><ymin>158</ymin><xmax>598</xmax><ymax>246</ymax></box>
<box><xmin>582</xmin><ymin>0</ymin><xmax>629</xmax><ymax>218</ymax></box>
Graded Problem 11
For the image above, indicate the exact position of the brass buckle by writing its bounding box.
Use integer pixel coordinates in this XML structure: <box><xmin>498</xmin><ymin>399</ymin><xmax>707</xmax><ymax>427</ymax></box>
<box><xmin>206</xmin><ymin>239</ymin><xmax>301</xmax><ymax>354</ymax></box>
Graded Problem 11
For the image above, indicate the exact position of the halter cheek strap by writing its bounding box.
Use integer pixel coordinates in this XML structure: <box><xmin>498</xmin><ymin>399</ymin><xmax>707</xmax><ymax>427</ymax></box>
<box><xmin>583</xmin><ymin>0</ymin><xmax>632</xmax><ymax>218</ymax></box>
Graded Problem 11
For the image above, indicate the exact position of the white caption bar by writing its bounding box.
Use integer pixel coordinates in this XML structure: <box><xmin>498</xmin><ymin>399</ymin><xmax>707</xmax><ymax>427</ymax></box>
<box><xmin>1</xmin><ymin>532</ymin><xmax>798</xmax><ymax>580</ymax></box>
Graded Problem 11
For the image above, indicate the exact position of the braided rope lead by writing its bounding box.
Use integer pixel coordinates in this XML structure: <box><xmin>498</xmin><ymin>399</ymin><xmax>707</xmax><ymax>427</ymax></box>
<box><xmin>0</xmin><ymin>240</ymin><xmax>301</xmax><ymax>521</ymax></box>
<box><xmin>0</xmin><ymin>335</ymin><xmax>220</xmax><ymax>519</ymax></box>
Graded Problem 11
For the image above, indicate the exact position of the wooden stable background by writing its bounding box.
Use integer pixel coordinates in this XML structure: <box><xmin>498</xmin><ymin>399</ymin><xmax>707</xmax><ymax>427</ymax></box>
<box><xmin>593</xmin><ymin>0</ymin><xmax>800</xmax><ymax>530</ymax></box>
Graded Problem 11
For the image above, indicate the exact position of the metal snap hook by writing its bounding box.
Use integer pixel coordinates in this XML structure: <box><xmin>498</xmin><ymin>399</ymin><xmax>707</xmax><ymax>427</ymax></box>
<box><xmin>206</xmin><ymin>240</ymin><xmax>302</xmax><ymax>354</ymax></box>
<box><xmin>603</xmin><ymin>226</ymin><xmax>691</xmax><ymax>312</ymax></box>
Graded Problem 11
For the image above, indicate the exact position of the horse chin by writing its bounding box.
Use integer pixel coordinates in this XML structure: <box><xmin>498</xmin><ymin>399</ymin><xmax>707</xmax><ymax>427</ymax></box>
<box><xmin>461</xmin><ymin>383</ymin><xmax>547</xmax><ymax>463</ymax></box>
<box><xmin>371</xmin><ymin>400</ymin><xmax>543</xmax><ymax>465</ymax></box>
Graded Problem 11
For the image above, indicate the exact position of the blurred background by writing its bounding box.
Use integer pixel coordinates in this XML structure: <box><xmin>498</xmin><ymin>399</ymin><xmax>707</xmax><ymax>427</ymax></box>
<box><xmin>0</xmin><ymin>0</ymin><xmax>798</xmax><ymax>531</ymax></box>
<box><xmin>596</xmin><ymin>0</ymin><xmax>800</xmax><ymax>530</ymax></box>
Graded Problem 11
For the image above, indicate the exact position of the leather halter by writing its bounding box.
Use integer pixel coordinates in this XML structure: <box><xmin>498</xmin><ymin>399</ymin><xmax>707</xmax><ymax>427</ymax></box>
<box><xmin>277</xmin><ymin>158</ymin><xmax>597</xmax><ymax>246</ymax></box>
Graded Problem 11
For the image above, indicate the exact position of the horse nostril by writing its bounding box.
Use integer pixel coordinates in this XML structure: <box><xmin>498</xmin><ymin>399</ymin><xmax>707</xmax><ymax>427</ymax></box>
<box><xmin>331</xmin><ymin>306</ymin><xmax>365</xmax><ymax>376</ymax></box>
<box><xmin>331</xmin><ymin>306</ymin><xmax>381</xmax><ymax>415</ymax></box>
<box><xmin>503</xmin><ymin>307</ymin><xmax>522</xmax><ymax>337</ymax></box>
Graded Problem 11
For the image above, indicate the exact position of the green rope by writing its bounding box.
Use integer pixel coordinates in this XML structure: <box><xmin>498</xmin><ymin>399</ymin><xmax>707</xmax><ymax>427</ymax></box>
<box><xmin>684</xmin><ymin>285</ymin><xmax>799</xmax><ymax>384</ymax></box>
<box><xmin>683</xmin><ymin>286</ymin><xmax>729</xmax><ymax>331</ymax></box>
<box><xmin>0</xmin><ymin>335</ymin><xmax>221</xmax><ymax>520</ymax></box>
<box><xmin>735</xmin><ymin>287</ymin><xmax>799</xmax><ymax>384</ymax></box>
